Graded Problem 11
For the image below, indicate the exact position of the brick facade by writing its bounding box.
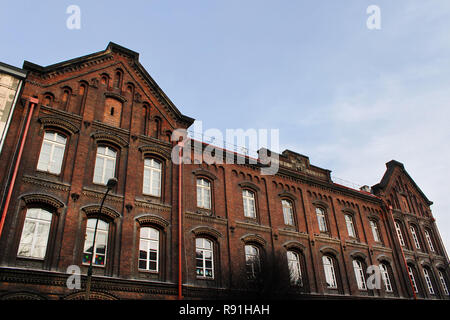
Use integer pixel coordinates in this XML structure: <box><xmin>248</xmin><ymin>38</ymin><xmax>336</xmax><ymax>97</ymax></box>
<box><xmin>0</xmin><ymin>43</ymin><xmax>448</xmax><ymax>300</ymax></box>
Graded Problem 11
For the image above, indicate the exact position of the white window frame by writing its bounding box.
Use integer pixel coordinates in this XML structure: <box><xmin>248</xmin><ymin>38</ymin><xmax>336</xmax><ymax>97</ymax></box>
<box><xmin>438</xmin><ymin>271</ymin><xmax>449</xmax><ymax>295</ymax></box>
<box><xmin>409</xmin><ymin>225</ymin><xmax>421</xmax><ymax>250</ymax></box>
<box><xmin>245</xmin><ymin>245</ymin><xmax>261</xmax><ymax>279</ymax></box>
<box><xmin>316</xmin><ymin>207</ymin><xmax>328</xmax><ymax>233</ymax></box>
<box><xmin>36</xmin><ymin>131</ymin><xmax>67</xmax><ymax>175</ymax></box>
<box><xmin>282</xmin><ymin>199</ymin><xmax>294</xmax><ymax>226</ymax></box>
<box><xmin>242</xmin><ymin>190</ymin><xmax>256</xmax><ymax>218</ymax></box>
<box><xmin>370</xmin><ymin>220</ymin><xmax>381</xmax><ymax>243</ymax></box>
<box><xmin>17</xmin><ymin>208</ymin><xmax>52</xmax><ymax>259</ymax></box>
<box><xmin>423</xmin><ymin>268</ymin><xmax>435</xmax><ymax>295</ymax></box>
<box><xmin>424</xmin><ymin>230</ymin><xmax>435</xmax><ymax>252</ymax></box>
<box><xmin>82</xmin><ymin>218</ymin><xmax>109</xmax><ymax>267</ymax></box>
<box><xmin>394</xmin><ymin>221</ymin><xmax>406</xmax><ymax>246</ymax></box>
<box><xmin>287</xmin><ymin>250</ymin><xmax>303</xmax><ymax>286</ymax></box>
<box><xmin>93</xmin><ymin>146</ymin><xmax>117</xmax><ymax>185</ymax></box>
<box><xmin>138</xmin><ymin>227</ymin><xmax>159</xmax><ymax>272</ymax></box>
<box><xmin>353</xmin><ymin>259</ymin><xmax>367</xmax><ymax>290</ymax></box>
<box><xmin>380</xmin><ymin>263</ymin><xmax>393</xmax><ymax>292</ymax></box>
<box><xmin>143</xmin><ymin>158</ymin><xmax>162</xmax><ymax>197</ymax></box>
<box><xmin>196</xmin><ymin>178</ymin><xmax>211</xmax><ymax>209</ymax></box>
<box><xmin>408</xmin><ymin>266</ymin><xmax>419</xmax><ymax>293</ymax></box>
<box><xmin>323</xmin><ymin>255</ymin><xmax>337</xmax><ymax>288</ymax></box>
<box><xmin>196</xmin><ymin>238</ymin><xmax>214</xmax><ymax>279</ymax></box>
<box><xmin>345</xmin><ymin>214</ymin><xmax>356</xmax><ymax>238</ymax></box>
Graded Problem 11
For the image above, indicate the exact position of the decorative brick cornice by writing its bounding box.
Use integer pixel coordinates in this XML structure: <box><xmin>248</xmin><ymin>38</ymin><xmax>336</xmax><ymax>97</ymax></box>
<box><xmin>22</xmin><ymin>175</ymin><xmax>71</xmax><ymax>192</ymax></box>
<box><xmin>134</xmin><ymin>199</ymin><xmax>171</xmax><ymax>213</ymax></box>
<box><xmin>135</xmin><ymin>214</ymin><xmax>170</xmax><ymax>228</ymax></box>
<box><xmin>20</xmin><ymin>193</ymin><xmax>65</xmax><ymax>209</ymax></box>
<box><xmin>235</xmin><ymin>220</ymin><xmax>271</xmax><ymax>233</ymax></box>
<box><xmin>38</xmin><ymin>115</ymin><xmax>80</xmax><ymax>135</ymax></box>
<box><xmin>81</xmin><ymin>188</ymin><xmax>123</xmax><ymax>203</ymax></box>
<box><xmin>91</xmin><ymin>130</ymin><xmax>129</xmax><ymax>148</ymax></box>
<box><xmin>81</xmin><ymin>204</ymin><xmax>121</xmax><ymax>220</ymax></box>
<box><xmin>185</xmin><ymin>211</ymin><xmax>227</xmax><ymax>225</ymax></box>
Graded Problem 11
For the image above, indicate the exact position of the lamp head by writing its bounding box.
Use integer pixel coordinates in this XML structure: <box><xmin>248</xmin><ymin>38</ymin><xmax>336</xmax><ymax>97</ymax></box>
<box><xmin>106</xmin><ymin>178</ymin><xmax>118</xmax><ymax>190</ymax></box>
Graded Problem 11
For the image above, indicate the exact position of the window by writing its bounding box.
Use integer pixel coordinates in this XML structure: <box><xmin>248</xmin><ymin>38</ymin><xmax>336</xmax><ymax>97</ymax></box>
<box><xmin>369</xmin><ymin>220</ymin><xmax>381</xmax><ymax>243</ymax></box>
<box><xmin>353</xmin><ymin>259</ymin><xmax>367</xmax><ymax>290</ymax></box>
<box><xmin>424</xmin><ymin>230</ymin><xmax>435</xmax><ymax>252</ymax></box>
<box><xmin>409</xmin><ymin>225</ymin><xmax>421</xmax><ymax>250</ymax></box>
<box><xmin>17</xmin><ymin>208</ymin><xmax>52</xmax><ymax>259</ymax></box>
<box><xmin>245</xmin><ymin>245</ymin><xmax>261</xmax><ymax>279</ymax></box>
<box><xmin>82</xmin><ymin>218</ymin><xmax>109</xmax><ymax>266</ymax></box>
<box><xmin>282</xmin><ymin>200</ymin><xmax>294</xmax><ymax>226</ymax></box>
<box><xmin>407</xmin><ymin>266</ymin><xmax>419</xmax><ymax>293</ymax></box>
<box><xmin>423</xmin><ymin>268</ymin><xmax>435</xmax><ymax>295</ymax></box>
<box><xmin>195</xmin><ymin>238</ymin><xmax>214</xmax><ymax>278</ymax></box>
<box><xmin>197</xmin><ymin>178</ymin><xmax>211</xmax><ymax>209</ymax></box>
<box><xmin>438</xmin><ymin>271</ymin><xmax>449</xmax><ymax>295</ymax></box>
<box><xmin>287</xmin><ymin>251</ymin><xmax>303</xmax><ymax>286</ymax></box>
<box><xmin>394</xmin><ymin>221</ymin><xmax>406</xmax><ymax>246</ymax></box>
<box><xmin>322</xmin><ymin>255</ymin><xmax>337</xmax><ymax>288</ymax></box>
<box><xmin>242</xmin><ymin>190</ymin><xmax>256</xmax><ymax>218</ymax></box>
<box><xmin>93</xmin><ymin>146</ymin><xmax>116</xmax><ymax>185</ymax></box>
<box><xmin>316</xmin><ymin>207</ymin><xmax>327</xmax><ymax>232</ymax></box>
<box><xmin>380</xmin><ymin>263</ymin><xmax>393</xmax><ymax>292</ymax></box>
<box><xmin>143</xmin><ymin>158</ymin><xmax>162</xmax><ymax>197</ymax></box>
<box><xmin>139</xmin><ymin>227</ymin><xmax>159</xmax><ymax>272</ymax></box>
<box><xmin>345</xmin><ymin>214</ymin><xmax>356</xmax><ymax>238</ymax></box>
<box><xmin>36</xmin><ymin>131</ymin><xmax>67</xmax><ymax>175</ymax></box>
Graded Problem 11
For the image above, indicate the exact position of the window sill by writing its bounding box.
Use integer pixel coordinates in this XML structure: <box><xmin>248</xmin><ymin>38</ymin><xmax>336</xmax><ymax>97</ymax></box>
<box><xmin>196</xmin><ymin>276</ymin><xmax>215</xmax><ymax>281</ymax></box>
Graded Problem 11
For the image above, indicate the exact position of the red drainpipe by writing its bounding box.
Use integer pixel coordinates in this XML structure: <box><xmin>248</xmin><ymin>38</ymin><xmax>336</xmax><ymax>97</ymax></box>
<box><xmin>177</xmin><ymin>138</ymin><xmax>184</xmax><ymax>300</ymax></box>
<box><xmin>0</xmin><ymin>97</ymin><xmax>38</xmax><ymax>239</ymax></box>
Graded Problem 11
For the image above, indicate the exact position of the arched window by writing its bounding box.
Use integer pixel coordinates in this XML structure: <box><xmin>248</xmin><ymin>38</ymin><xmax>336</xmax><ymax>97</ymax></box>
<box><xmin>423</xmin><ymin>267</ymin><xmax>435</xmax><ymax>295</ymax></box>
<box><xmin>17</xmin><ymin>208</ymin><xmax>53</xmax><ymax>259</ymax></box>
<box><xmin>322</xmin><ymin>255</ymin><xmax>337</xmax><ymax>288</ymax></box>
<box><xmin>197</xmin><ymin>178</ymin><xmax>211</xmax><ymax>209</ymax></box>
<box><xmin>37</xmin><ymin>131</ymin><xmax>67</xmax><ymax>175</ymax></box>
<box><xmin>316</xmin><ymin>207</ymin><xmax>328</xmax><ymax>233</ymax></box>
<box><xmin>139</xmin><ymin>227</ymin><xmax>159</xmax><ymax>272</ymax></box>
<box><xmin>282</xmin><ymin>199</ymin><xmax>294</xmax><ymax>226</ymax></box>
<box><xmin>287</xmin><ymin>250</ymin><xmax>303</xmax><ymax>286</ymax></box>
<box><xmin>424</xmin><ymin>229</ymin><xmax>435</xmax><ymax>252</ymax></box>
<box><xmin>195</xmin><ymin>238</ymin><xmax>214</xmax><ymax>278</ymax></box>
<box><xmin>42</xmin><ymin>93</ymin><xmax>54</xmax><ymax>107</ymax></box>
<box><xmin>143</xmin><ymin>158</ymin><xmax>162</xmax><ymax>197</ymax></box>
<box><xmin>93</xmin><ymin>145</ymin><xmax>117</xmax><ymax>185</ymax></box>
<box><xmin>394</xmin><ymin>221</ymin><xmax>406</xmax><ymax>247</ymax></box>
<box><xmin>407</xmin><ymin>265</ymin><xmax>419</xmax><ymax>294</ymax></box>
<box><xmin>369</xmin><ymin>219</ymin><xmax>381</xmax><ymax>243</ymax></box>
<box><xmin>352</xmin><ymin>259</ymin><xmax>367</xmax><ymax>290</ymax></box>
<box><xmin>61</xmin><ymin>87</ymin><xmax>71</xmax><ymax>110</ymax></box>
<box><xmin>409</xmin><ymin>225</ymin><xmax>421</xmax><ymax>250</ymax></box>
<box><xmin>438</xmin><ymin>270</ymin><xmax>449</xmax><ymax>296</ymax></box>
<box><xmin>245</xmin><ymin>245</ymin><xmax>261</xmax><ymax>279</ymax></box>
<box><xmin>82</xmin><ymin>218</ymin><xmax>109</xmax><ymax>266</ymax></box>
<box><xmin>345</xmin><ymin>214</ymin><xmax>356</xmax><ymax>238</ymax></box>
<box><xmin>379</xmin><ymin>263</ymin><xmax>393</xmax><ymax>293</ymax></box>
<box><xmin>242</xmin><ymin>190</ymin><xmax>256</xmax><ymax>218</ymax></box>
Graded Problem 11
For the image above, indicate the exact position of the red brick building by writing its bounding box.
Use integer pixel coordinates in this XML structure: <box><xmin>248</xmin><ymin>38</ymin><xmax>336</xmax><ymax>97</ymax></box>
<box><xmin>0</xmin><ymin>43</ymin><xmax>448</xmax><ymax>300</ymax></box>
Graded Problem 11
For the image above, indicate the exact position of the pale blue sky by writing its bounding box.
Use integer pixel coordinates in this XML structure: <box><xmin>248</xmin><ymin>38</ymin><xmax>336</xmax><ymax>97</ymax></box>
<box><xmin>1</xmin><ymin>0</ymin><xmax>450</xmax><ymax>251</ymax></box>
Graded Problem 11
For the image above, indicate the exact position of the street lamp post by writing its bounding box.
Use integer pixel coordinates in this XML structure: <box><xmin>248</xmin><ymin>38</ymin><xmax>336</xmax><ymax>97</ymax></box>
<box><xmin>85</xmin><ymin>178</ymin><xmax>118</xmax><ymax>300</ymax></box>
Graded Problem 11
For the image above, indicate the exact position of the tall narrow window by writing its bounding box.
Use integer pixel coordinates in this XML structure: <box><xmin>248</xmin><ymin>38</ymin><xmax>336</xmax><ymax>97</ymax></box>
<box><xmin>82</xmin><ymin>219</ymin><xmax>109</xmax><ymax>266</ymax></box>
<box><xmin>36</xmin><ymin>131</ymin><xmax>67</xmax><ymax>175</ymax></box>
<box><xmin>197</xmin><ymin>178</ymin><xmax>211</xmax><ymax>209</ymax></box>
<box><xmin>245</xmin><ymin>245</ymin><xmax>261</xmax><ymax>279</ymax></box>
<box><xmin>345</xmin><ymin>214</ymin><xmax>356</xmax><ymax>238</ymax></box>
<box><xmin>322</xmin><ymin>255</ymin><xmax>337</xmax><ymax>288</ymax></box>
<box><xmin>380</xmin><ymin>263</ymin><xmax>393</xmax><ymax>292</ymax></box>
<box><xmin>139</xmin><ymin>227</ymin><xmax>159</xmax><ymax>272</ymax></box>
<box><xmin>282</xmin><ymin>200</ymin><xmax>294</xmax><ymax>226</ymax></box>
<box><xmin>143</xmin><ymin>158</ymin><xmax>162</xmax><ymax>197</ymax></box>
<box><xmin>316</xmin><ymin>207</ymin><xmax>327</xmax><ymax>232</ymax></box>
<box><xmin>438</xmin><ymin>271</ymin><xmax>449</xmax><ymax>295</ymax></box>
<box><xmin>196</xmin><ymin>238</ymin><xmax>214</xmax><ymax>278</ymax></box>
<box><xmin>242</xmin><ymin>190</ymin><xmax>256</xmax><ymax>218</ymax></box>
<box><xmin>394</xmin><ymin>221</ymin><xmax>406</xmax><ymax>246</ymax></box>
<box><xmin>287</xmin><ymin>251</ymin><xmax>303</xmax><ymax>286</ymax></box>
<box><xmin>423</xmin><ymin>268</ymin><xmax>435</xmax><ymax>295</ymax></box>
<box><xmin>369</xmin><ymin>220</ymin><xmax>381</xmax><ymax>243</ymax></box>
<box><xmin>409</xmin><ymin>225</ymin><xmax>421</xmax><ymax>250</ymax></box>
<box><xmin>93</xmin><ymin>146</ymin><xmax>116</xmax><ymax>185</ymax></box>
<box><xmin>353</xmin><ymin>259</ymin><xmax>367</xmax><ymax>290</ymax></box>
<box><xmin>424</xmin><ymin>230</ymin><xmax>435</xmax><ymax>252</ymax></box>
<box><xmin>407</xmin><ymin>266</ymin><xmax>419</xmax><ymax>293</ymax></box>
<box><xmin>17</xmin><ymin>208</ymin><xmax>52</xmax><ymax>259</ymax></box>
